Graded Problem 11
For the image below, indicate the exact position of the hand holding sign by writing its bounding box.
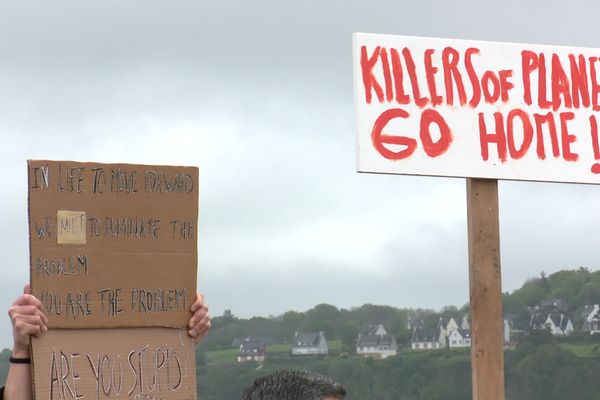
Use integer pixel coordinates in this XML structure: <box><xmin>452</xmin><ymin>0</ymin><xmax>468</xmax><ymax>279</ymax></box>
<box><xmin>9</xmin><ymin>284</ymin><xmax>48</xmax><ymax>357</ymax></box>
<box><xmin>188</xmin><ymin>293</ymin><xmax>211</xmax><ymax>344</ymax></box>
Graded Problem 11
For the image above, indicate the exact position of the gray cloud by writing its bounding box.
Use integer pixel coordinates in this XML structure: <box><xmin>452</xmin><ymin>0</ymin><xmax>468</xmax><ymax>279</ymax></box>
<box><xmin>1</xmin><ymin>0</ymin><xmax>600</xmax><ymax>348</ymax></box>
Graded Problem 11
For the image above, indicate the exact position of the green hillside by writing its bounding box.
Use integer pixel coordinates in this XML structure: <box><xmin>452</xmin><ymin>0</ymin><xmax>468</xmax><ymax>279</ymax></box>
<box><xmin>196</xmin><ymin>339</ymin><xmax>600</xmax><ymax>400</ymax></box>
<box><xmin>1</xmin><ymin>269</ymin><xmax>599</xmax><ymax>399</ymax></box>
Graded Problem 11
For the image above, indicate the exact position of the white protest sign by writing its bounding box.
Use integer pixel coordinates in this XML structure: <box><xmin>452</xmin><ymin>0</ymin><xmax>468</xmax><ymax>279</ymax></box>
<box><xmin>353</xmin><ymin>32</ymin><xmax>600</xmax><ymax>184</ymax></box>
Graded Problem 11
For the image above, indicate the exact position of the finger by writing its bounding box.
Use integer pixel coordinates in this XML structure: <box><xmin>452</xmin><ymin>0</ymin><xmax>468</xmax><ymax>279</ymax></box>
<box><xmin>14</xmin><ymin>319</ymin><xmax>45</xmax><ymax>337</ymax></box>
<box><xmin>188</xmin><ymin>314</ymin><xmax>211</xmax><ymax>339</ymax></box>
<box><xmin>189</xmin><ymin>312</ymin><xmax>210</xmax><ymax>330</ymax></box>
<box><xmin>189</xmin><ymin>305</ymin><xmax>208</xmax><ymax>324</ymax></box>
<box><xmin>188</xmin><ymin>322</ymin><xmax>207</xmax><ymax>338</ymax></box>
<box><xmin>9</xmin><ymin>305</ymin><xmax>48</xmax><ymax>325</ymax></box>
<box><xmin>12</xmin><ymin>294</ymin><xmax>43</xmax><ymax>309</ymax></box>
<box><xmin>14</xmin><ymin>313</ymin><xmax>48</xmax><ymax>335</ymax></box>
<box><xmin>190</xmin><ymin>293</ymin><xmax>205</xmax><ymax>312</ymax></box>
<box><xmin>188</xmin><ymin>306</ymin><xmax>208</xmax><ymax>328</ymax></box>
<box><xmin>188</xmin><ymin>315</ymin><xmax>210</xmax><ymax>330</ymax></box>
<box><xmin>9</xmin><ymin>304</ymin><xmax>44</xmax><ymax>318</ymax></box>
<box><xmin>24</xmin><ymin>284</ymin><xmax>31</xmax><ymax>295</ymax></box>
<box><xmin>13</xmin><ymin>311</ymin><xmax>48</xmax><ymax>329</ymax></box>
<box><xmin>14</xmin><ymin>314</ymin><xmax>46</xmax><ymax>327</ymax></box>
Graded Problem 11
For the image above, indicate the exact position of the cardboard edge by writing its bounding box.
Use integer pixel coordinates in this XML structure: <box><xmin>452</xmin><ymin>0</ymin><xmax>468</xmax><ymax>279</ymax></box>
<box><xmin>27</xmin><ymin>159</ymin><xmax>200</xmax><ymax>173</ymax></box>
<box><xmin>26</xmin><ymin>160</ymin><xmax>38</xmax><ymax>398</ymax></box>
<box><xmin>352</xmin><ymin>33</ymin><xmax>362</xmax><ymax>174</ymax></box>
<box><xmin>194</xmin><ymin>167</ymin><xmax>199</xmax><ymax>295</ymax></box>
<box><xmin>351</xmin><ymin>31</ymin><xmax>600</xmax><ymax>54</ymax></box>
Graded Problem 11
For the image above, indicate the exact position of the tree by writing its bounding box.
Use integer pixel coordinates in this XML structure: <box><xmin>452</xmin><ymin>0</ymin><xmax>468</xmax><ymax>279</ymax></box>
<box><xmin>574</xmin><ymin>282</ymin><xmax>600</xmax><ymax>308</ymax></box>
<box><xmin>340</xmin><ymin>322</ymin><xmax>360</xmax><ymax>351</ymax></box>
<box><xmin>223</xmin><ymin>309</ymin><xmax>236</xmax><ymax>321</ymax></box>
<box><xmin>524</xmin><ymin>329</ymin><xmax>555</xmax><ymax>346</ymax></box>
<box><xmin>303</xmin><ymin>320</ymin><xmax>335</xmax><ymax>340</ymax></box>
<box><xmin>307</xmin><ymin>303</ymin><xmax>341</xmax><ymax>321</ymax></box>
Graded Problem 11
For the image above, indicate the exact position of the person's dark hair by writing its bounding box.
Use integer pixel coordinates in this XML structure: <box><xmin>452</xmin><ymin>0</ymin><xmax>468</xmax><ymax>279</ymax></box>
<box><xmin>241</xmin><ymin>369</ymin><xmax>347</xmax><ymax>400</ymax></box>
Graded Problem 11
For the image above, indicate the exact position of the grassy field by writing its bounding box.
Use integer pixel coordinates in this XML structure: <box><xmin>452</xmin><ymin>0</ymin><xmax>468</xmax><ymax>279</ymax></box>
<box><xmin>206</xmin><ymin>340</ymin><xmax>344</xmax><ymax>365</ymax></box>
<box><xmin>203</xmin><ymin>339</ymin><xmax>598</xmax><ymax>365</ymax></box>
<box><xmin>206</xmin><ymin>347</ymin><xmax>240</xmax><ymax>364</ymax></box>
<box><xmin>559</xmin><ymin>342</ymin><xmax>600</xmax><ymax>358</ymax></box>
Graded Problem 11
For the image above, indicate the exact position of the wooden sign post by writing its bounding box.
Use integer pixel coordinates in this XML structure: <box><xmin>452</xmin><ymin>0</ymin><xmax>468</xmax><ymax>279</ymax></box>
<box><xmin>467</xmin><ymin>179</ymin><xmax>504</xmax><ymax>400</ymax></box>
<box><xmin>353</xmin><ymin>32</ymin><xmax>600</xmax><ymax>399</ymax></box>
<box><xmin>28</xmin><ymin>160</ymin><xmax>199</xmax><ymax>400</ymax></box>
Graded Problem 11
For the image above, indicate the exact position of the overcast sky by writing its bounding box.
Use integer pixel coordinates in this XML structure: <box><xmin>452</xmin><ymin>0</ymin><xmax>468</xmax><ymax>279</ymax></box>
<box><xmin>1</xmin><ymin>0</ymin><xmax>599</xmax><ymax>347</ymax></box>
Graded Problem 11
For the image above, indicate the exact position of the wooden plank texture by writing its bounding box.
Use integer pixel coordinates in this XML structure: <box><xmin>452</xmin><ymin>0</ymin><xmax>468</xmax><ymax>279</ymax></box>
<box><xmin>467</xmin><ymin>178</ymin><xmax>505</xmax><ymax>400</ymax></box>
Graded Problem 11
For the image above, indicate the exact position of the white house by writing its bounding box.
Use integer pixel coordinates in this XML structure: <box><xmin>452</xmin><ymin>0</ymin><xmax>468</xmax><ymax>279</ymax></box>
<box><xmin>440</xmin><ymin>317</ymin><xmax>459</xmax><ymax>335</ymax></box>
<box><xmin>582</xmin><ymin>304</ymin><xmax>600</xmax><ymax>335</ymax></box>
<box><xmin>530</xmin><ymin>299</ymin><xmax>574</xmax><ymax>337</ymax></box>
<box><xmin>438</xmin><ymin>317</ymin><xmax>459</xmax><ymax>348</ymax></box>
<box><xmin>356</xmin><ymin>333</ymin><xmax>397</xmax><ymax>359</ymax></box>
<box><xmin>237</xmin><ymin>341</ymin><xmax>267</xmax><ymax>363</ymax></box>
<box><xmin>292</xmin><ymin>331</ymin><xmax>328</xmax><ymax>355</ymax></box>
<box><xmin>534</xmin><ymin>313</ymin><xmax>574</xmax><ymax>336</ymax></box>
<box><xmin>448</xmin><ymin>329</ymin><xmax>471</xmax><ymax>348</ymax></box>
<box><xmin>411</xmin><ymin>327</ymin><xmax>442</xmax><ymax>350</ymax></box>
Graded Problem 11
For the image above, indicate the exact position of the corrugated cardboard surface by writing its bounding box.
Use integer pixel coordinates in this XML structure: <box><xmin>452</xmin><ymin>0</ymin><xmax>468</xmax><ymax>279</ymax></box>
<box><xmin>32</xmin><ymin>328</ymin><xmax>197</xmax><ymax>400</ymax></box>
<box><xmin>28</xmin><ymin>160</ymin><xmax>199</xmax><ymax>399</ymax></box>
<box><xmin>28</xmin><ymin>160</ymin><xmax>198</xmax><ymax>328</ymax></box>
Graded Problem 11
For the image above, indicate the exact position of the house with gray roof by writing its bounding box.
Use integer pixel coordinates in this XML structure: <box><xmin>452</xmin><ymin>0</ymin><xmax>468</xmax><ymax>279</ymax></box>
<box><xmin>546</xmin><ymin>313</ymin><xmax>574</xmax><ymax>336</ymax></box>
<box><xmin>362</xmin><ymin>323</ymin><xmax>388</xmax><ymax>336</ymax></box>
<box><xmin>356</xmin><ymin>324</ymin><xmax>397</xmax><ymax>359</ymax></box>
<box><xmin>581</xmin><ymin>304</ymin><xmax>600</xmax><ymax>335</ymax></box>
<box><xmin>237</xmin><ymin>341</ymin><xmax>267</xmax><ymax>363</ymax></box>
<box><xmin>292</xmin><ymin>331</ymin><xmax>328</xmax><ymax>355</ymax></box>
<box><xmin>530</xmin><ymin>312</ymin><xmax>574</xmax><ymax>336</ymax></box>
<box><xmin>411</xmin><ymin>326</ymin><xmax>442</xmax><ymax>350</ymax></box>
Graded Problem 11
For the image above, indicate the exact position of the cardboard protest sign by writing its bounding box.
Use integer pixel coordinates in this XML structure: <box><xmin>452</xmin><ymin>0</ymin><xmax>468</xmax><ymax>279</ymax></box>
<box><xmin>32</xmin><ymin>328</ymin><xmax>196</xmax><ymax>400</ymax></box>
<box><xmin>353</xmin><ymin>33</ymin><xmax>600</xmax><ymax>184</ymax></box>
<box><xmin>28</xmin><ymin>160</ymin><xmax>198</xmax><ymax>328</ymax></box>
<box><xmin>28</xmin><ymin>160</ymin><xmax>199</xmax><ymax>400</ymax></box>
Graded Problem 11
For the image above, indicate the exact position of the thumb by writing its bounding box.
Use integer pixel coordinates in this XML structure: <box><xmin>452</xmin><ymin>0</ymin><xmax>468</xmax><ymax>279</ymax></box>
<box><xmin>24</xmin><ymin>283</ymin><xmax>31</xmax><ymax>295</ymax></box>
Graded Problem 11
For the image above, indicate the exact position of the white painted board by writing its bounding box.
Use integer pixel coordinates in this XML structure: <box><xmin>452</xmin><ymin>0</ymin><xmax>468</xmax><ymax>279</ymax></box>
<box><xmin>353</xmin><ymin>32</ymin><xmax>600</xmax><ymax>184</ymax></box>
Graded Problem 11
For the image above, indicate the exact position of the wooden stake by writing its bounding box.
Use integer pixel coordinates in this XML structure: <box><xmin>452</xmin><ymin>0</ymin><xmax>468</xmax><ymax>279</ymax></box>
<box><xmin>467</xmin><ymin>178</ymin><xmax>505</xmax><ymax>400</ymax></box>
